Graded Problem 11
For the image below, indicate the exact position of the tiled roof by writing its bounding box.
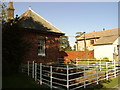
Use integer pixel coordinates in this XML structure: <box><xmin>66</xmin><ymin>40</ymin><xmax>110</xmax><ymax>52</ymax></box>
<box><xmin>77</xmin><ymin>28</ymin><xmax>119</xmax><ymax>40</ymax></box>
<box><xmin>94</xmin><ymin>35</ymin><xmax>118</xmax><ymax>45</ymax></box>
<box><xmin>17</xmin><ymin>8</ymin><xmax>65</xmax><ymax>35</ymax></box>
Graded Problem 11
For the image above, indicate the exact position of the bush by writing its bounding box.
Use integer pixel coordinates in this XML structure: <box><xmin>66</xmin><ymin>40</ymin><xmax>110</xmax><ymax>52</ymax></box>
<box><xmin>102</xmin><ymin>57</ymin><xmax>109</xmax><ymax>62</ymax></box>
<box><xmin>2</xmin><ymin>21</ymin><xmax>31</xmax><ymax>75</ymax></box>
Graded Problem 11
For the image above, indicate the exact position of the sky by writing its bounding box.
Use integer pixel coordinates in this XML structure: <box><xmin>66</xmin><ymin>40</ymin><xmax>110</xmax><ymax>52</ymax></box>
<box><xmin>5</xmin><ymin>1</ymin><xmax>118</xmax><ymax>48</ymax></box>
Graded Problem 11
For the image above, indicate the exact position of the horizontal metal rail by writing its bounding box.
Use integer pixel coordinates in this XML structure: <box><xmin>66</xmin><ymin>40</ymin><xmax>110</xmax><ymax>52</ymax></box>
<box><xmin>42</xmin><ymin>70</ymin><xmax>50</xmax><ymax>73</ymax></box>
<box><xmin>85</xmin><ymin>73</ymin><xmax>98</xmax><ymax>77</ymax></box>
<box><xmin>85</xmin><ymin>81</ymin><xmax>96</xmax><ymax>86</ymax></box>
<box><xmin>52</xmin><ymin>85</ymin><xmax>63</xmax><ymax>90</ymax></box>
<box><xmin>42</xmin><ymin>78</ymin><xmax>50</xmax><ymax>83</ymax></box>
<box><xmin>52</xmin><ymin>77</ymin><xmax>67</xmax><ymax>81</ymax></box>
<box><xmin>108</xmin><ymin>75</ymin><xmax>114</xmax><ymax>78</ymax></box>
<box><xmin>98</xmin><ymin>74</ymin><xmax>106</xmax><ymax>78</ymax></box>
<box><xmin>42</xmin><ymin>74</ymin><xmax>50</xmax><ymax>78</ymax></box>
<box><xmin>52</xmin><ymin>71</ymin><xmax>67</xmax><ymax>76</ymax></box>
<box><xmin>52</xmin><ymin>81</ymin><xmax>67</xmax><ymax>87</ymax></box>
<box><xmin>52</xmin><ymin>66</ymin><xmax>68</xmax><ymax>69</ymax></box>
<box><xmin>42</xmin><ymin>81</ymin><xmax>50</xmax><ymax>87</ymax></box>
<box><xmin>69</xmin><ymin>80</ymin><xmax>84</xmax><ymax>87</ymax></box>
<box><xmin>71</xmin><ymin>84</ymin><xmax>84</xmax><ymax>90</ymax></box>
<box><xmin>69</xmin><ymin>76</ymin><xmax>83</xmax><ymax>82</ymax></box>
<box><xmin>85</xmin><ymin>77</ymin><xmax>97</xmax><ymax>82</ymax></box>
<box><xmin>21</xmin><ymin>60</ymin><xmax>120</xmax><ymax>90</ymax></box>
<box><xmin>99</xmin><ymin>77</ymin><xmax>106</xmax><ymax>81</ymax></box>
<box><xmin>69</xmin><ymin>71</ymin><xmax>84</xmax><ymax>76</ymax></box>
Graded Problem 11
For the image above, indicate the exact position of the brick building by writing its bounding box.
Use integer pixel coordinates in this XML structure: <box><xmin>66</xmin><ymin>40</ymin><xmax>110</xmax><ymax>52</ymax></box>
<box><xmin>7</xmin><ymin>2</ymin><xmax>64</xmax><ymax>63</ymax></box>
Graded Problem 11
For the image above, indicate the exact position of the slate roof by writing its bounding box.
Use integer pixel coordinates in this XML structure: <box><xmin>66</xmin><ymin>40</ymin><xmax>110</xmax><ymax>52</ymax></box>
<box><xmin>93</xmin><ymin>35</ymin><xmax>118</xmax><ymax>46</ymax></box>
<box><xmin>77</xmin><ymin>28</ymin><xmax>119</xmax><ymax>40</ymax></box>
<box><xmin>17</xmin><ymin>8</ymin><xmax>64</xmax><ymax>35</ymax></box>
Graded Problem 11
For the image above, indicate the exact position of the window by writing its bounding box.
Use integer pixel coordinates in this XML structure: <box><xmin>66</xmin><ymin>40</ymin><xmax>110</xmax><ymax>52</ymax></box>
<box><xmin>90</xmin><ymin>40</ymin><xmax>94</xmax><ymax>44</ymax></box>
<box><xmin>38</xmin><ymin>36</ymin><xmax>45</xmax><ymax>56</ymax></box>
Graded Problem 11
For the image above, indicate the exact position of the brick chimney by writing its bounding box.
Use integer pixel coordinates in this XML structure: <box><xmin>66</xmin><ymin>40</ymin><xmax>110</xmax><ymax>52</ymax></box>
<box><xmin>7</xmin><ymin>2</ymin><xmax>14</xmax><ymax>20</ymax></box>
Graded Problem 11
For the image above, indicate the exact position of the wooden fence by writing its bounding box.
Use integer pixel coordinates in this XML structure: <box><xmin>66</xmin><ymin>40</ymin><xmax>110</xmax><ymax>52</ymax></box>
<box><xmin>21</xmin><ymin>59</ymin><xmax>120</xmax><ymax>90</ymax></box>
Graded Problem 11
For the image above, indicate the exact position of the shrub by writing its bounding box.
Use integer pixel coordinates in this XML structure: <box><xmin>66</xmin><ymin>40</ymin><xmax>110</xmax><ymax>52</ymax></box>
<box><xmin>102</xmin><ymin>57</ymin><xmax>109</xmax><ymax>62</ymax></box>
<box><xmin>2</xmin><ymin>21</ymin><xmax>31</xmax><ymax>75</ymax></box>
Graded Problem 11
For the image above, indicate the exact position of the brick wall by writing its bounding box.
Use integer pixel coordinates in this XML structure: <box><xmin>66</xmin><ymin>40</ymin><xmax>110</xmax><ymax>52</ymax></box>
<box><xmin>59</xmin><ymin>51</ymin><xmax>94</xmax><ymax>63</ymax></box>
<box><xmin>22</xmin><ymin>30</ymin><xmax>60</xmax><ymax>63</ymax></box>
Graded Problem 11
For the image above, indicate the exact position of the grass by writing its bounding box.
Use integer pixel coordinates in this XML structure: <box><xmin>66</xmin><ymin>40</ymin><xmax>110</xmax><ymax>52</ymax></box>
<box><xmin>2</xmin><ymin>73</ymin><xmax>50</xmax><ymax>89</ymax></box>
<box><xmin>86</xmin><ymin>75</ymin><xmax>120</xmax><ymax>89</ymax></box>
<box><xmin>101</xmin><ymin>75</ymin><xmax>120</xmax><ymax>88</ymax></box>
<box><xmin>2</xmin><ymin>72</ymin><xmax>120</xmax><ymax>89</ymax></box>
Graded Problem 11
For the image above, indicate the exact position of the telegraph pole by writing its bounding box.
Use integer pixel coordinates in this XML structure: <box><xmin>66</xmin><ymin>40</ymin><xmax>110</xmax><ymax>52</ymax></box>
<box><xmin>83</xmin><ymin>32</ymin><xmax>86</xmax><ymax>51</ymax></box>
<box><xmin>76</xmin><ymin>32</ymin><xmax>86</xmax><ymax>51</ymax></box>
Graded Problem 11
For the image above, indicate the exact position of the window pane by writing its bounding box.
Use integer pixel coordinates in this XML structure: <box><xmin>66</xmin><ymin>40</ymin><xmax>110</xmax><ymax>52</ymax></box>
<box><xmin>38</xmin><ymin>38</ymin><xmax>45</xmax><ymax>56</ymax></box>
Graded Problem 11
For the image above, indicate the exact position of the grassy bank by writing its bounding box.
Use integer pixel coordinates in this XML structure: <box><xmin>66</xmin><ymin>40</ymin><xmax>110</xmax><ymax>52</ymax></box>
<box><xmin>86</xmin><ymin>75</ymin><xmax>120</xmax><ymax>89</ymax></box>
<box><xmin>101</xmin><ymin>75</ymin><xmax>120</xmax><ymax>88</ymax></box>
<box><xmin>2</xmin><ymin>73</ymin><xmax>120</xmax><ymax>89</ymax></box>
<box><xmin>2</xmin><ymin>73</ymin><xmax>49</xmax><ymax>89</ymax></box>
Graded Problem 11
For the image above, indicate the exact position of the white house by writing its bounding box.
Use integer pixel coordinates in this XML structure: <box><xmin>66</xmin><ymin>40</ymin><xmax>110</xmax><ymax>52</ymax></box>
<box><xmin>94</xmin><ymin>35</ymin><xmax>120</xmax><ymax>61</ymax></box>
<box><xmin>75</xmin><ymin>28</ymin><xmax>119</xmax><ymax>51</ymax></box>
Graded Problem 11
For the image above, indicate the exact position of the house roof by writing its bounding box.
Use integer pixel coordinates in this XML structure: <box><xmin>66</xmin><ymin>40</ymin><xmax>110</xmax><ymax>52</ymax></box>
<box><xmin>77</xmin><ymin>28</ymin><xmax>119</xmax><ymax>40</ymax></box>
<box><xmin>17</xmin><ymin>8</ymin><xmax>65</xmax><ymax>35</ymax></box>
<box><xmin>93</xmin><ymin>35</ymin><xmax>118</xmax><ymax>46</ymax></box>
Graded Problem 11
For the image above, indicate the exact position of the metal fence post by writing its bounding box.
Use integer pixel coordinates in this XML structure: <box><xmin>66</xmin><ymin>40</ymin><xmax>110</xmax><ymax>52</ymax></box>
<box><xmin>100</xmin><ymin>59</ymin><xmax>101</xmax><ymax>71</ymax></box>
<box><xmin>28</xmin><ymin>61</ymin><xmax>29</xmax><ymax>76</ymax></box>
<box><xmin>32</xmin><ymin>61</ymin><xmax>34</xmax><ymax>78</ymax></box>
<box><xmin>50</xmin><ymin>66</ymin><xmax>52</xmax><ymax>89</ymax></box>
<box><xmin>88</xmin><ymin>59</ymin><xmax>90</xmax><ymax>68</ymax></box>
<box><xmin>114</xmin><ymin>60</ymin><xmax>116</xmax><ymax>77</ymax></box>
<box><xmin>40</xmin><ymin>63</ymin><xmax>42</xmax><ymax>85</ymax></box>
<box><xmin>67</xmin><ymin>65</ymin><xmax>69</xmax><ymax>90</ymax></box>
<box><xmin>96</xmin><ymin>63</ymin><xmax>99</xmax><ymax>84</ymax></box>
<box><xmin>84</xmin><ymin>67</ymin><xmax>86</xmax><ymax>88</ymax></box>
<box><xmin>35</xmin><ymin>63</ymin><xmax>37</xmax><ymax>81</ymax></box>
<box><xmin>75</xmin><ymin>58</ymin><xmax>77</xmax><ymax>66</ymax></box>
<box><xmin>106</xmin><ymin>62</ymin><xmax>108</xmax><ymax>80</ymax></box>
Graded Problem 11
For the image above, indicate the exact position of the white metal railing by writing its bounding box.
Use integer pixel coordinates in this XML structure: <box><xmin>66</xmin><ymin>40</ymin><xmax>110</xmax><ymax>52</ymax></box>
<box><xmin>21</xmin><ymin>59</ymin><xmax>120</xmax><ymax>90</ymax></box>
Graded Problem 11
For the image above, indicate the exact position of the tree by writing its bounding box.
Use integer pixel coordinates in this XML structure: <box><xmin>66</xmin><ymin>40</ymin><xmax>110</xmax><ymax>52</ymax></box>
<box><xmin>0</xmin><ymin>1</ymin><xmax>7</xmax><ymax>23</ymax></box>
<box><xmin>60</xmin><ymin>36</ymin><xmax>72</xmax><ymax>51</ymax></box>
<box><xmin>2</xmin><ymin>18</ymin><xmax>31</xmax><ymax>75</ymax></box>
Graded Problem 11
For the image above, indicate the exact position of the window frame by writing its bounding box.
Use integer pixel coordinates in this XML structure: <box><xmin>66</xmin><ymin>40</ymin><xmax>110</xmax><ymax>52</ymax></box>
<box><xmin>38</xmin><ymin>36</ymin><xmax>46</xmax><ymax>56</ymax></box>
<box><xmin>90</xmin><ymin>40</ymin><xmax>94</xmax><ymax>45</ymax></box>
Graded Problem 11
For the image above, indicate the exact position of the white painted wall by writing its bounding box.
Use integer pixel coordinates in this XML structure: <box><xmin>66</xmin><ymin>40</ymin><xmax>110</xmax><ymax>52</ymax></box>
<box><xmin>76</xmin><ymin>37</ymin><xmax>120</xmax><ymax>61</ymax></box>
<box><xmin>118</xmin><ymin>37</ymin><xmax>120</xmax><ymax>62</ymax></box>
<box><xmin>113</xmin><ymin>38</ymin><xmax>119</xmax><ymax>55</ymax></box>
<box><xmin>94</xmin><ymin>45</ymin><xmax>114</xmax><ymax>60</ymax></box>
<box><xmin>94</xmin><ymin>38</ymin><xmax>119</xmax><ymax>61</ymax></box>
